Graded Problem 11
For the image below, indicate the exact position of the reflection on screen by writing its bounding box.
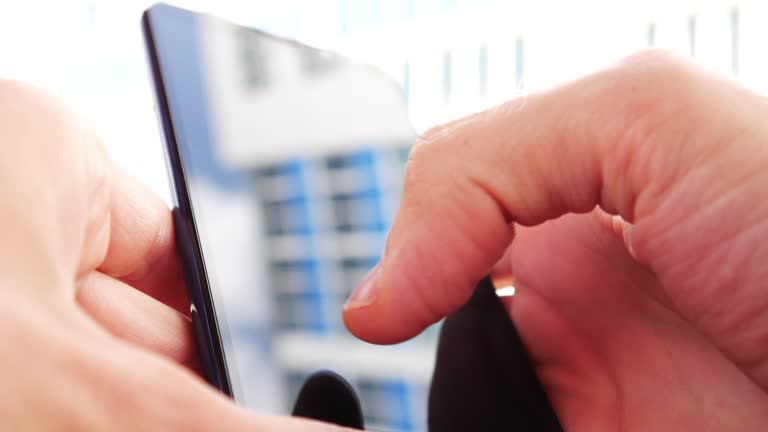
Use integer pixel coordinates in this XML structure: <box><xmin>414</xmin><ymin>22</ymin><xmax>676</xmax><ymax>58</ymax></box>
<box><xmin>154</xmin><ymin>8</ymin><xmax>438</xmax><ymax>431</ymax></box>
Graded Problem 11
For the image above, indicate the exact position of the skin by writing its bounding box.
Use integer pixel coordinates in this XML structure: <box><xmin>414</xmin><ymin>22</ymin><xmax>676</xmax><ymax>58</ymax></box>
<box><xmin>0</xmin><ymin>81</ymin><xmax>351</xmax><ymax>431</ymax></box>
<box><xmin>343</xmin><ymin>50</ymin><xmax>768</xmax><ymax>430</ymax></box>
<box><xmin>3</xmin><ymin>48</ymin><xmax>766</xmax><ymax>430</ymax></box>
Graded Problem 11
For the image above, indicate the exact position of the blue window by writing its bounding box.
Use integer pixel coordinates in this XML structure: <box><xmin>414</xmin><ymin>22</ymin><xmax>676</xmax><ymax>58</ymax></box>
<box><xmin>358</xmin><ymin>379</ymin><xmax>413</xmax><ymax>430</ymax></box>
<box><xmin>275</xmin><ymin>291</ymin><xmax>327</xmax><ymax>333</ymax></box>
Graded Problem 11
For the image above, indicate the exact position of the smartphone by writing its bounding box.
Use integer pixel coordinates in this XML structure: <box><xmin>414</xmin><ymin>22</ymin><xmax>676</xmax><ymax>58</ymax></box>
<box><xmin>142</xmin><ymin>3</ymin><xmax>432</xmax><ymax>429</ymax></box>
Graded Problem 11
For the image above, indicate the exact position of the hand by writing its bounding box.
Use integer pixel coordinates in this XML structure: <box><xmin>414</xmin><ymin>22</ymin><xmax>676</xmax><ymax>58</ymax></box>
<box><xmin>0</xmin><ymin>81</ymin><xmax>350</xmax><ymax>431</ymax></box>
<box><xmin>344</xmin><ymin>50</ymin><xmax>768</xmax><ymax>430</ymax></box>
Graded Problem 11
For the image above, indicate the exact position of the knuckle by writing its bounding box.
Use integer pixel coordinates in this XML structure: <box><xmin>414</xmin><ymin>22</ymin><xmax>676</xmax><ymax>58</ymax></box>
<box><xmin>608</xmin><ymin>49</ymin><xmax>702</xmax><ymax>115</ymax></box>
<box><xmin>401</xmin><ymin>137</ymin><xmax>458</xmax><ymax>211</ymax></box>
<box><xmin>405</xmin><ymin>122</ymin><xmax>465</xmax><ymax>189</ymax></box>
<box><xmin>593</xmin><ymin>49</ymin><xmax>709</xmax><ymax>220</ymax></box>
<box><xmin>420</xmin><ymin>123</ymin><xmax>447</xmax><ymax>141</ymax></box>
<box><xmin>616</xmin><ymin>48</ymin><xmax>690</xmax><ymax>77</ymax></box>
<box><xmin>402</xmin><ymin>136</ymin><xmax>433</xmax><ymax>194</ymax></box>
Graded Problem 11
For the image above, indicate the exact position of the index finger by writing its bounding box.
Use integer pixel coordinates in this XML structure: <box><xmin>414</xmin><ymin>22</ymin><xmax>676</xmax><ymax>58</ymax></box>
<box><xmin>342</xmin><ymin>49</ymin><xmax>768</xmax><ymax>344</ymax></box>
<box><xmin>96</xmin><ymin>166</ymin><xmax>188</xmax><ymax>314</ymax></box>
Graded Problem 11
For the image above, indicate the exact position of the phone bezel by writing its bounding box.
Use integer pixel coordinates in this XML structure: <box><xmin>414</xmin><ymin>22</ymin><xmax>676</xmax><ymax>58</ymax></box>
<box><xmin>141</xmin><ymin>3</ymin><xmax>234</xmax><ymax>396</ymax></box>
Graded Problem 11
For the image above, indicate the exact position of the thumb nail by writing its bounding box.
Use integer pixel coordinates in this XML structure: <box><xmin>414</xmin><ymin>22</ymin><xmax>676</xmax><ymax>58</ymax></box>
<box><xmin>343</xmin><ymin>263</ymin><xmax>381</xmax><ymax>310</ymax></box>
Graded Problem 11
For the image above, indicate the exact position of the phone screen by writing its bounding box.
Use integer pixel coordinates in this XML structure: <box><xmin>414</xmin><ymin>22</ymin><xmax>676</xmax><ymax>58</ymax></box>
<box><xmin>145</xmin><ymin>5</ymin><xmax>437</xmax><ymax>430</ymax></box>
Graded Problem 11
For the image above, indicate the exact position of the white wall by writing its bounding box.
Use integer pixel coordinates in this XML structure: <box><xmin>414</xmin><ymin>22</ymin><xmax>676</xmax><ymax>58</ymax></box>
<box><xmin>200</xmin><ymin>15</ymin><xmax>414</xmax><ymax>165</ymax></box>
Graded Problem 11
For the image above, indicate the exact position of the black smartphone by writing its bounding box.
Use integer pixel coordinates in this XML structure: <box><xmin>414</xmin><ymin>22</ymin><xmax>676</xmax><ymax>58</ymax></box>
<box><xmin>142</xmin><ymin>3</ymin><xmax>432</xmax><ymax>429</ymax></box>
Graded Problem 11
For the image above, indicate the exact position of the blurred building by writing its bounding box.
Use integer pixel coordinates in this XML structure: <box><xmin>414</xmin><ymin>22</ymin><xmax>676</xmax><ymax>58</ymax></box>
<box><xmin>192</xmin><ymin>17</ymin><xmax>433</xmax><ymax>430</ymax></box>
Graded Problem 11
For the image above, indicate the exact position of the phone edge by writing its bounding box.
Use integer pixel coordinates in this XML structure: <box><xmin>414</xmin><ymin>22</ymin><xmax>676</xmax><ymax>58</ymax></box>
<box><xmin>141</xmin><ymin>4</ymin><xmax>234</xmax><ymax>397</ymax></box>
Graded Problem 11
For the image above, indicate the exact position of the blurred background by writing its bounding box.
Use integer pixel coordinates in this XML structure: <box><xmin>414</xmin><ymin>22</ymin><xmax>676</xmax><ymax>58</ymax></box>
<box><xmin>2</xmin><ymin>1</ymin><xmax>767</xmax><ymax>431</ymax></box>
<box><xmin>2</xmin><ymin>0</ymin><xmax>767</xmax><ymax>202</ymax></box>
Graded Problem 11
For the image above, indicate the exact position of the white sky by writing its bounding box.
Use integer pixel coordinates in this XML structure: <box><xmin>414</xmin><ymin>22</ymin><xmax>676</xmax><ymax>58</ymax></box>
<box><xmin>0</xmin><ymin>0</ymin><xmax>765</xmax><ymax>201</ymax></box>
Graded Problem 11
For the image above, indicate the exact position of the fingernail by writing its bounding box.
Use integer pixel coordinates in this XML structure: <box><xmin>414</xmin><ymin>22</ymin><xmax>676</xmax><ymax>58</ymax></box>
<box><xmin>344</xmin><ymin>263</ymin><xmax>381</xmax><ymax>310</ymax></box>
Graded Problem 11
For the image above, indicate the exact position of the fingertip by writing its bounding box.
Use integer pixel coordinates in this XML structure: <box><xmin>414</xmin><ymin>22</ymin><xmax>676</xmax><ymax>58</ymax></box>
<box><xmin>343</xmin><ymin>306</ymin><xmax>404</xmax><ymax>345</ymax></box>
<box><xmin>342</xmin><ymin>257</ymin><xmax>438</xmax><ymax>344</ymax></box>
<box><xmin>342</xmin><ymin>289</ymin><xmax>421</xmax><ymax>345</ymax></box>
<box><xmin>342</xmin><ymin>263</ymin><xmax>381</xmax><ymax>311</ymax></box>
<box><xmin>344</xmin><ymin>188</ymin><xmax>514</xmax><ymax>344</ymax></box>
<box><xmin>343</xmin><ymin>244</ymin><xmax>488</xmax><ymax>345</ymax></box>
<box><xmin>342</xmin><ymin>262</ymin><xmax>407</xmax><ymax>344</ymax></box>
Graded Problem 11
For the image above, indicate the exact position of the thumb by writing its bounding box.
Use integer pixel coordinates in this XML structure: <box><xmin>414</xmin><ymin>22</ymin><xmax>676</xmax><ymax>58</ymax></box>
<box><xmin>342</xmin><ymin>49</ymin><xmax>768</xmax><ymax>347</ymax></box>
